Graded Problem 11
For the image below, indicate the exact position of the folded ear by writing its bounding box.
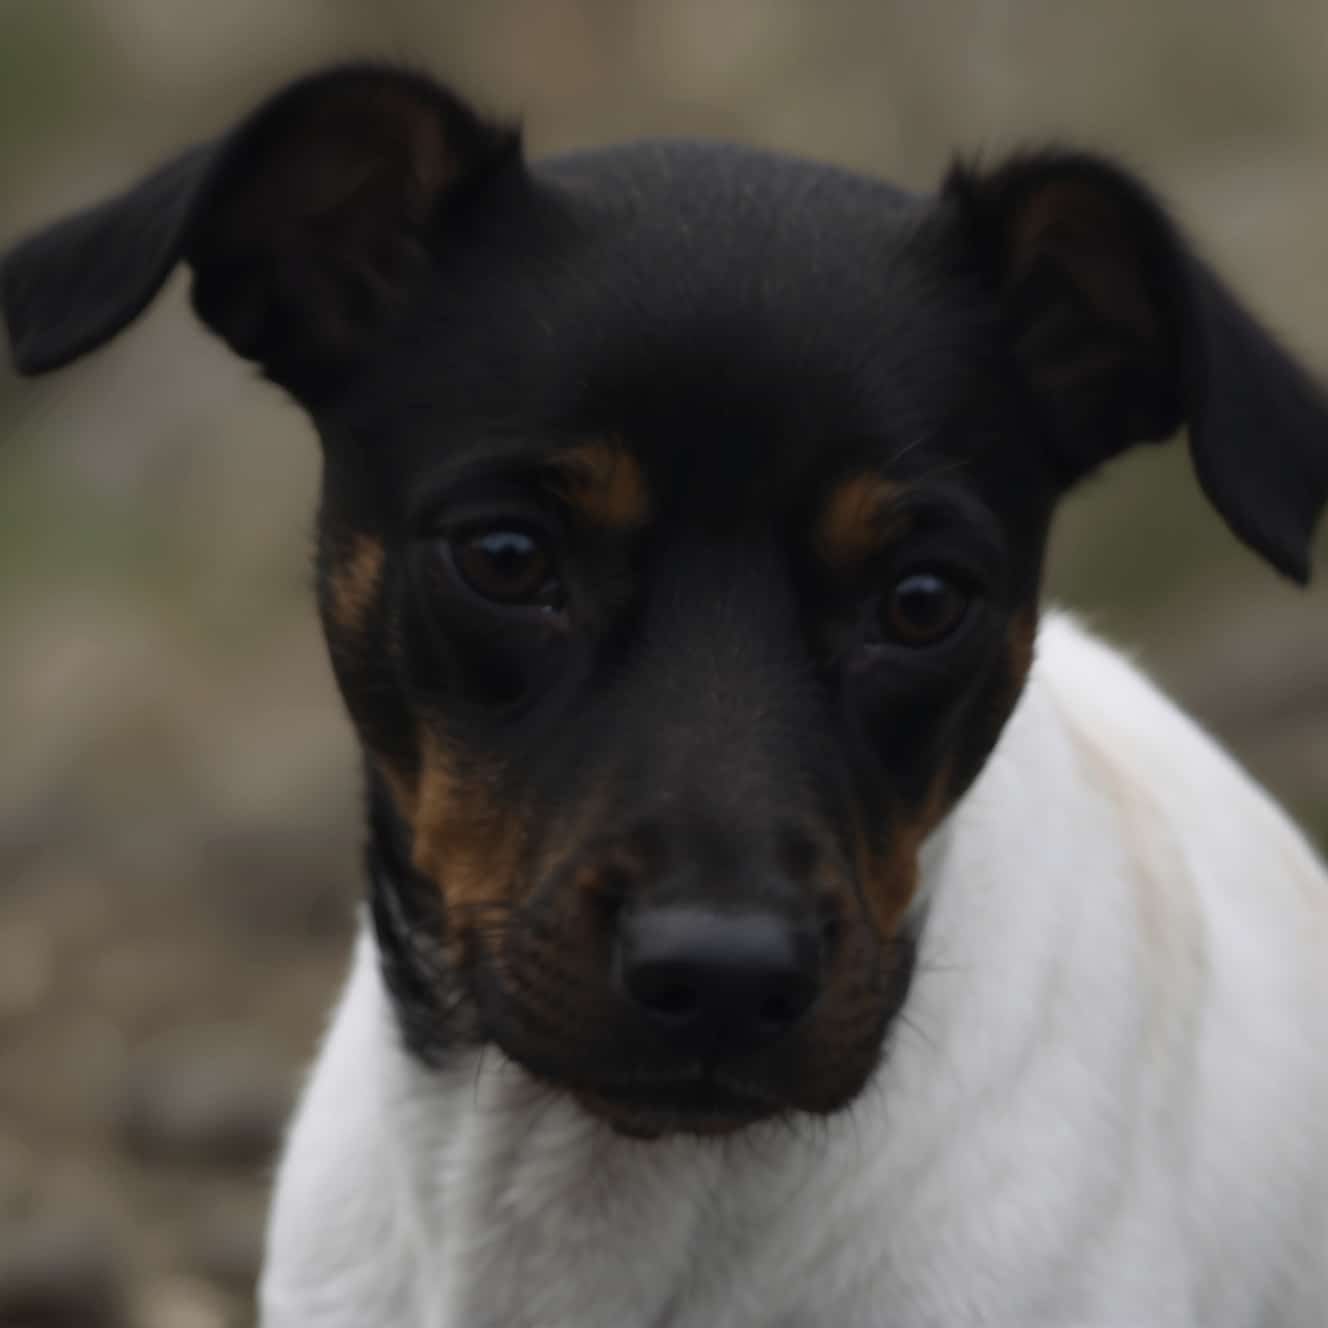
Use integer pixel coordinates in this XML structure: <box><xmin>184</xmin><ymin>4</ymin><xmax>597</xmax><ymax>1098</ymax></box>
<box><xmin>946</xmin><ymin>151</ymin><xmax>1328</xmax><ymax>583</ymax></box>
<box><xmin>2</xmin><ymin>65</ymin><xmax>519</xmax><ymax>397</ymax></box>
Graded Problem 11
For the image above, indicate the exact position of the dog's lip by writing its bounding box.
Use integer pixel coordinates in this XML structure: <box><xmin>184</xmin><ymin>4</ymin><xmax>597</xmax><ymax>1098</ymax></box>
<box><xmin>587</xmin><ymin>1072</ymin><xmax>767</xmax><ymax>1106</ymax></box>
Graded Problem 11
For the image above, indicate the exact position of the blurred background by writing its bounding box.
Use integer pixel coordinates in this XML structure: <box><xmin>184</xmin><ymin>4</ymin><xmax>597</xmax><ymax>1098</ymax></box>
<box><xmin>1</xmin><ymin>2</ymin><xmax>1325</xmax><ymax>1324</ymax></box>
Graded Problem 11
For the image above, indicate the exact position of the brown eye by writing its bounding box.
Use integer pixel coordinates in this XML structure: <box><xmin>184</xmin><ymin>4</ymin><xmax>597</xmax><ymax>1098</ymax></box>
<box><xmin>452</xmin><ymin>527</ymin><xmax>560</xmax><ymax>608</ymax></box>
<box><xmin>880</xmin><ymin>571</ymin><xmax>970</xmax><ymax>646</ymax></box>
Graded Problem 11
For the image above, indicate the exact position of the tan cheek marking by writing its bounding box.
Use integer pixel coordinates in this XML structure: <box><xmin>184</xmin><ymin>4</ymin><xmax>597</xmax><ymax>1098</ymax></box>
<box><xmin>856</xmin><ymin>765</ymin><xmax>954</xmax><ymax>939</ymax></box>
<box><xmin>545</xmin><ymin>440</ymin><xmax>650</xmax><ymax>532</ymax></box>
<box><xmin>408</xmin><ymin>730</ymin><xmax>525</xmax><ymax>924</ymax></box>
<box><xmin>859</xmin><ymin>608</ymin><xmax>1039</xmax><ymax>935</ymax></box>
<box><xmin>328</xmin><ymin>534</ymin><xmax>385</xmax><ymax>635</ymax></box>
<box><xmin>817</xmin><ymin>473</ymin><xmax>910</xmax><ymax>571</ymax></box>
<box><xmin>1006</xmin><ymin>604</ymin><xmax>1037</xmax><ymax>700</ymax></box>
<box><xmin>377</xmin><ymin>759</ymin><xmax>420</xmax><ymax>824</ymax></box>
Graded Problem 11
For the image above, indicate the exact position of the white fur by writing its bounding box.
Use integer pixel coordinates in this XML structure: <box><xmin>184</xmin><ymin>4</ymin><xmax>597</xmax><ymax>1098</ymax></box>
<box><xmin>260</xmin><ymin>613</ymin><xmax>1328</xmax><ymax>1326</ymax></box>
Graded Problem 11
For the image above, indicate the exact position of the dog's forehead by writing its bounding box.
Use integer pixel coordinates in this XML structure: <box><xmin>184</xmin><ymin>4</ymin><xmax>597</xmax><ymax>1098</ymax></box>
<box><xmin>537</xmin><ymin>138</ymin><xmax>921</xmax><ymax>284</ymax></box>
<box><xmin>340</xmin><ymin>140</ymin><xmax>997</xmax><ymax>527</ymax></box>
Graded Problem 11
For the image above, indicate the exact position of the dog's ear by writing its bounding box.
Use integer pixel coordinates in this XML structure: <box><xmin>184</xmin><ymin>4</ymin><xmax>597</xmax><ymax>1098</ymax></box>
<box><xmin>2</xmin><ymin>65</ymin><xmax>519</xmax><ymax>397</ymax></box>
<box><xmin>946</xmin><ymin>151</ymin><xmax>1328</xmax><ymax>583</ymax></box>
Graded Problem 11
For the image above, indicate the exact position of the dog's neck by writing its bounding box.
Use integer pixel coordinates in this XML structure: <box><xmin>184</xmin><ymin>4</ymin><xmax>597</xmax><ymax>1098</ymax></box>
<box><xmin>262</xmin><ymin>623</ymin><xmax>1197</xmax><ymax>1326</ymax></box>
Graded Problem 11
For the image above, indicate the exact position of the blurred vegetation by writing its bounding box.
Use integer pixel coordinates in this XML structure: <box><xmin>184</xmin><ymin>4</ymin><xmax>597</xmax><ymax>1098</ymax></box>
<box><xmin>1</xmin><ymin>3</ymin><xmax>1325</xmax><ymax>1325</ymax></box>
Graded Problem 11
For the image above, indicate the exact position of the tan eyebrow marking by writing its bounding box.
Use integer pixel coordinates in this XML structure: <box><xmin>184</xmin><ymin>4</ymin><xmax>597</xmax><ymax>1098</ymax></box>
<box><xmin>816</xmin><ymin>472</ymin><xmax>911</xmax><ymax>571</ymax></box>
<box><xmin>543</xmin><ymin>440</ymin><xmax>650</xmax><ymax>532</ymax></box>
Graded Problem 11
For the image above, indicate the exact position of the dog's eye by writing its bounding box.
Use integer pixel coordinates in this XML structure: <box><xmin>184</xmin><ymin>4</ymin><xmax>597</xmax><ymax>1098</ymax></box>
<box><xmin>879</xmin><ymin>571</ymin><xmax>970</xmax><ymax>646</ymax></box>
<box><xmin>450</xmin><ymin>526</ymin><xmax>562</xmax><ymax>610</ymax></box>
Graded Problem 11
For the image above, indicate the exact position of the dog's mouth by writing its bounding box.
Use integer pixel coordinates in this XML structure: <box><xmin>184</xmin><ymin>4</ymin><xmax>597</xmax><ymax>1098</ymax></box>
<box><xmin>574</xmin><ymin>1072</ymin><xmax>779</xmax><ymax>1138</ymax></box>
<box><xmin>462</xmin><ymin>915</ymin><xmax>919</xmax><ymax>1141</ymax></box>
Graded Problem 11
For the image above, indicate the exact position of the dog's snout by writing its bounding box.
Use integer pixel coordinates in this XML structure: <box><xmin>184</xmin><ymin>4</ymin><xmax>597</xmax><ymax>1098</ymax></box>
<box><xmin>615</xmin><ymin>905</ymin><xmax>821</xmax><ymax>1055</ymax></box>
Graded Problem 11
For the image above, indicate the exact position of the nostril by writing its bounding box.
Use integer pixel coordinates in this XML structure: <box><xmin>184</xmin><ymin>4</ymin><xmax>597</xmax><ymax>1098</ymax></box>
<box><xmin>757</xmin><ymin>985</ymin><xmax>807</xmax><ymax>1033</ymax></box>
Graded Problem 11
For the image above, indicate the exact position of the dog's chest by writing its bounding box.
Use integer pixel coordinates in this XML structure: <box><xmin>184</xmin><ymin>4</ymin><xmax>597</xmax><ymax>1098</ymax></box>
<box><xmin>357</xmin><ymin>1005</ymin><xmax>1158</xmax><ymax>1326</ymax></box>
<box><xmin>388</xmin><ymin>1059</ymin><xmax>909</xmax><ymax>1328</ymax></box>
<box><xmin>270</xmin><ymin>937</ymin><xmax>1097</xmax><ymax>1328</ymax></box>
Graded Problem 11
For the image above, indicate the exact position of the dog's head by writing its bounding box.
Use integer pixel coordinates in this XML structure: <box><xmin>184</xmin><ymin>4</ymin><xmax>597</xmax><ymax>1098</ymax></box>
<box><xmin>6</xmin><ymin>67</ymin><xmax>1326</xmax><ymax>1137</ymax></box>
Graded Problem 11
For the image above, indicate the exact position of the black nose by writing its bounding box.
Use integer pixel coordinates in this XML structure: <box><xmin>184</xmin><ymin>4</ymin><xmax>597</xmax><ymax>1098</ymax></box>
<box><xmin>616</xmin><ymin>906</ymin><xmax>820</xmax><ymax>1057</ymax></box>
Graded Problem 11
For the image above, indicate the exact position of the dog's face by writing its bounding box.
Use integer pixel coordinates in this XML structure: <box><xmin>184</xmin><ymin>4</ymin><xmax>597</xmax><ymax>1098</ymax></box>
<box><xmin>5</xmin><ymin>67</ymin><xmax>1326</xmax><ymax>1137</ymax></box>
<box><xmin>316</xmin><ymin>136</ymin><xmax>1057</xmax><ymax>1134</ymax></box>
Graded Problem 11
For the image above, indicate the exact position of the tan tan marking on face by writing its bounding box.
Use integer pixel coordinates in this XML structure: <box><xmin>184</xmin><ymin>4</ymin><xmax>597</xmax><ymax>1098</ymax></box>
<box><xmin>328</xmin><ymin>533</ymin><xmax>385</xmax><ymax>634</ymax></box>
<box><xmin>817</xmin><ymin>473</ymin><xmax>910</xmax><ymax>571</ymax></box>
<box><xmin>376</xmin><ymin>756</ymin><xmax>420</xmax><ymax>825</ymax></box>
<box><xmin>856</xmin><ymin>764</ymin><xmax>953</xmax><ymax>939</ymax></box>
<box><xmin>859</xmin><ymin>606</ymin><xmax>1038</xmax><ymax>935</ymax></box>
<box><xmin>407</xmin><ymin>728</ymin><xmax>526</xmax><ymax>921</ymax></box>
<box><xmin>1006</xmin><ymin>603</ymin><xmax>1037</xmax><ymax>699</ymax></box>
<box><xmin>544</xmin><ymin>440</ymin><xmax>650</xmax><ymax>532</ymax></box>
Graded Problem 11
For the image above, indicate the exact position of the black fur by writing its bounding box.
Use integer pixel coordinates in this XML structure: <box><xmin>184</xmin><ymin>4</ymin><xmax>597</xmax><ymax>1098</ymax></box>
<box><xmin>946</xmin><ymin>151</ymin><xmax>1328</xmax><ymax>582</ymax></box>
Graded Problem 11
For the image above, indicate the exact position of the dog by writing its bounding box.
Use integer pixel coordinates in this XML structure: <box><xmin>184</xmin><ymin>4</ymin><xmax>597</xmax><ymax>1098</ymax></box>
<box><xmin>5</xmin><ymin>63</ymin><xmax>1328</xmax><ymax>1327</ymax></box>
